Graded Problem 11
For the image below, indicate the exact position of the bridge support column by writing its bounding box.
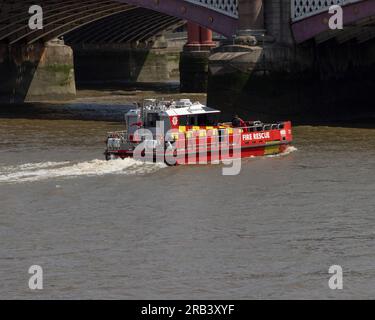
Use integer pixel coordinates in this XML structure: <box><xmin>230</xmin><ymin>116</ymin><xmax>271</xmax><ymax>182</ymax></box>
<box><xmin>186</xmin><ymin>22</ymin><xmax>201</xmax><ymax>48</ymax></box>
<box><xmin>200</xmin><ymin>27</ymin><xmax>215</xmax><ymax>50</ymax></box>
<box><xmin>26</xmin><ymin>39</ymin><xmax>76</xmax><ymax>101</ymax></box>
<box><xmin>180</xmin><ymin>22</ymin><xmax>216</xmax><ymax>93</ymax></box>
<box><xmin>206</xmin><ymin>0</ymin><xmax>268</xmax><ymax>119</ymax></box>
<box><xmin>237</xmin><ymin>0</ymin><xmax>264</xmax><ymax>35</ymax></box>
<box><xmin>0</xmin><ymin>39</ymin><xmax>76</xmax><ymax>103</ymax></box>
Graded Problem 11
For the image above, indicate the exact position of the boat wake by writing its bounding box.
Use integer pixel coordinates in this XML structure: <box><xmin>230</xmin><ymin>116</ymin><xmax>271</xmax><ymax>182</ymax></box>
<box><xmin>281</xmin><ymin>145</ymin><xmax>298</xmax><ymax>155</ymax></box>
<box><xmin>0</xmin><ymin>146</ymin><xmax>297</xmax><ymax>184</ymax></box>
<box><xmin>0</xmin><ymin>159</ymin><xmax>166</xmax><ymax>184</ymax></box>
<box><xmin>266</xmin><ymin>145</ymin><xmax>298</xmax><ymax>158</ymax></box>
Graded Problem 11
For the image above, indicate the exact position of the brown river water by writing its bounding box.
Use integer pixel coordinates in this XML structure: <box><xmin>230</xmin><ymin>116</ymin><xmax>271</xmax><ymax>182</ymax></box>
<box><xmin>0</xmin><ymin>92</ymin><xmax>375</xmax><ymax>299</ymax></box>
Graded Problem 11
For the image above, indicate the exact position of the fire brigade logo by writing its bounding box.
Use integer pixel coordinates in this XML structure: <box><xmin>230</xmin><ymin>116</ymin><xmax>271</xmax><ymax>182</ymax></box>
<box><xmin>172</xmin><ymin>116</ymin><xmax>178</xmax><ymax>126</ymax></box>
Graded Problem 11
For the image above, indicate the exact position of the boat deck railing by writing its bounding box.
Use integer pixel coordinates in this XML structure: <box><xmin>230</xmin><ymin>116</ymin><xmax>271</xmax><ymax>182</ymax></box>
<box><xmin>107</xmin><ymin>130</ymin><xmax>127</xmax><ymax>139</ymax></box>
<box><xmin>218</xmin><ymin>122</ymin><xmax>285</xmax><ymax>132</ymax></box>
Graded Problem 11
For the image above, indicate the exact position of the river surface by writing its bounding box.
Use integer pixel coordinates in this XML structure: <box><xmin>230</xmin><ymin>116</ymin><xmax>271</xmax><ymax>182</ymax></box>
<box><xmin>0</xmin><ymin>99</ymin><xmax>375</xmax><ymax>299</ymax></box>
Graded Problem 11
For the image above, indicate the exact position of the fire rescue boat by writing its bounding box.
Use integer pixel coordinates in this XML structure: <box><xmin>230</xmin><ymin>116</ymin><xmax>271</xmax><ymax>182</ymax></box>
<box><xmin>104</xmin><ymin>99</ymin><xmax>293</xmax><ymax>165</ymax></box>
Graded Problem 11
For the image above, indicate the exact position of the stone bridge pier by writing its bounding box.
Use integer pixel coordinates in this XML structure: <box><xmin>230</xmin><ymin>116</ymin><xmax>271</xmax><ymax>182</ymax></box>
<box><xmin>207</xmin><ymin>0</ymin><xmax>375</xmax><ymax>122</ymax></box>
<box><xmin>207</xmin><ymin>0</ymin><xmax>286</xmax><ymax>120</ymax></box>
<box><xmin>0</xmin><ymin>39</ymin><xmax>76</xmax><ymax>103</ymax></box>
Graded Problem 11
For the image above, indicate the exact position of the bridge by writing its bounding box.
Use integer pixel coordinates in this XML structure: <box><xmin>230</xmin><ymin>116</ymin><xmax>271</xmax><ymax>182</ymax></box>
<box><xmin>2</xmin><ymin>0</ymin><xmax>374</xmax><ymax>45</ymax></box>
<box><xmin>1</xmin><ymin>0</ymin><xmax>374</xmax><ymax>120</ymax></box>
<box><xmin>0</xmin><ymin>0</ymin><xmax>237</xmax><ymax>45</ymax></box>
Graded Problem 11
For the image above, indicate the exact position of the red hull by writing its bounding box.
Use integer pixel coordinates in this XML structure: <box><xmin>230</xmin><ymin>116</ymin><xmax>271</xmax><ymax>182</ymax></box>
<box><xmin>107</xmin><ymin>142</ymin><xmax>291</xmax><ymax>165</ymax></box>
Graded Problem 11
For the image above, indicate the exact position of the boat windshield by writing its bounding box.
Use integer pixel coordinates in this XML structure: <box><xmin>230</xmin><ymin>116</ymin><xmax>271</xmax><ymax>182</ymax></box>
<box><xmin>178</xmin><ymin>113</ymin><xmax>219</xmax><ymax>126</ymax></box>
<box><xmin>144</xmin><ymin>112</ymin><xmax>161</xmax><ymax>127</ymax></box>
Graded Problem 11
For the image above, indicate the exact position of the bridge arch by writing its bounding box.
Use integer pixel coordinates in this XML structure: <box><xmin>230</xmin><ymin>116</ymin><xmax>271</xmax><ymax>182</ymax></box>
<box><xmin>0</xmin><ymin>0</ymin><xmax>238</xmax><ymax>46</ymax></box>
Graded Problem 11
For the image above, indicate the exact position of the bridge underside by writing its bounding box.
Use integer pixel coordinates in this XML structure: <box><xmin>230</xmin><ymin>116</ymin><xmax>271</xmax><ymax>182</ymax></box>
<box><xmin>0</xmin><ymin>0</ymin><xmax>134</xmax><ymax>45</ymax></box>
<box><xmin>63</xmin><ymin>8</ymin><xmax>184</xmax><ymax>45</ymax></box>
<box><xmin>64</xmin><ymin>10</ymin><xmax>187</xmax><ymax>88</ymax></box>
<box><xmin>0</xmin><ymin>0</ymin><xmax>236</xmax><ymax>46</ymax></box>
<box><xmin>292</xmin><ymin>0</ymin><xmax>375</xmax><ymax>44</ymax></box>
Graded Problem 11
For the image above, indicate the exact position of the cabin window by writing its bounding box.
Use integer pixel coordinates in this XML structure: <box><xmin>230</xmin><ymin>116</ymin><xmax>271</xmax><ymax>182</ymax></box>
<box><xmin>196</xmin><ymin>114</ymin><xmax>219</xmax><ymax>126</ymax></box>
<box><xmin>198</xmin><ymin>114</ymin><xmax>207</xmax><ymax>126</ymax></box>
<box><xmin>206</xmin><ymin>114</ymin><xmax>219</xmax><ymax>126</ymax></box>
<box><xmin>187</xmin><ymin>116</ymin><xmax>198</xmax><ymax>126</ymax></box>
<box><xmin>180</xmin><ymin>113</ymin><xmax>219</xmax><ymax>126</ymax></box>
<box><xmin>146</xmin><ymin>113</ymin><xmax>160</xmax><ymax>127</ymax></box>
<box><xmin>179</xmin><ymin>115</ymin><xmax>189</xmax><ymax>126</ymax></box>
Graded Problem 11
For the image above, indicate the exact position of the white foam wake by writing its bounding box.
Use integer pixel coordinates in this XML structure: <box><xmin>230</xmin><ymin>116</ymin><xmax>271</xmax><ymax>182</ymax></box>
<box><xmin>265</xmin><ymin>145</ymin><xmax>298</xmax><ymax>158</ymax></box>
<box><xmin>281</xmin><ymin>145</ymin><xmax>298</xmax><ymax>155</ymax></box>
<box><xmin>1</xmin><ymin>161</ymin><xmax>71</xmax><ymax>173</ymax></box>
<box><xmin>0</xmin><ymin>159</ymin><xmax>166</xmax><ymax>183</ymax></box>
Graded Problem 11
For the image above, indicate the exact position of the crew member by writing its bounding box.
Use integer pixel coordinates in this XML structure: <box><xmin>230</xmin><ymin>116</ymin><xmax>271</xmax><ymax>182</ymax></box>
<box><xmin>232</xmin><ymin>114</ymin><xmax>245</xmax><ymax>128</ymax></box>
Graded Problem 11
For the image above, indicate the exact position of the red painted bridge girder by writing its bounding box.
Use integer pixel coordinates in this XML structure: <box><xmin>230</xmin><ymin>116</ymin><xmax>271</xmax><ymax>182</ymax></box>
<box><xmin>292</xmin><ymin>0</ymin><xmax>375</xmax><ymax>43</ymax></box>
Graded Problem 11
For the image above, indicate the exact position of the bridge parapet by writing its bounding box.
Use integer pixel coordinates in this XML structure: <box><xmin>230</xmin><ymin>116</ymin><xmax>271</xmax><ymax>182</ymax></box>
<box><xmin>185</xmin><ymin>0</ymin><xmax>238</xmax><ymax>18</ymax></box>
<box><xmin>291</xmin><ymin>0</ymin><xmax>361</xmax><ymax>22</ymax></box>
